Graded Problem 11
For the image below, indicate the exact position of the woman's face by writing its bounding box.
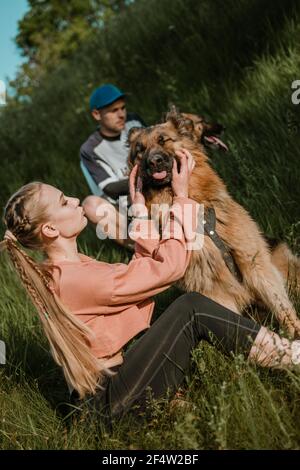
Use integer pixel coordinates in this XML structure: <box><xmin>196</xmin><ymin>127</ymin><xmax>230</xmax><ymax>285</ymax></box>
<box><xmin>40</xmin><ymin>184</ymin><xmax>87</xmax><ymax>240</ymax></box>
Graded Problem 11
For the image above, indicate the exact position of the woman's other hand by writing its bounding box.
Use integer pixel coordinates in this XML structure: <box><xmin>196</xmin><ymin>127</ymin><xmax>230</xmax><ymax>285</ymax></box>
<box><xmin>171</xmin><ymin>148</ymin><xmax>195</xmax><ymax>198</ymax></box>
<box><xmin>129</xmin><ymin>164</ymin><xmax>147</xmax><ymax>217</ymax></box>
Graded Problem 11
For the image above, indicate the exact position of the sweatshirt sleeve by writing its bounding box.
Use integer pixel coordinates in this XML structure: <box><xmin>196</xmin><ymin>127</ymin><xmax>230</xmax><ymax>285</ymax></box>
<box><xmin>131</xmin><ymin>218</ymin><xmax>161</xmax><ymax>260</ymax></box>
<box><xmin>110</xmin><ymin>196</ymin><xmax>199</xmax><ymax>305</ymax></box>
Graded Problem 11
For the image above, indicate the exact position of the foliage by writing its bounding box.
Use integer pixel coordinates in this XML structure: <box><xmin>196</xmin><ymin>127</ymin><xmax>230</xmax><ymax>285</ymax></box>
<box><xmin>0</xmin><ymin>0</ymin><xmax>300</xmax><ymax>449</ymax></box>
<box><xmin>12</xmin><ymin>0</ymin><xmax>129</xmax><ymax>97</ymax></box>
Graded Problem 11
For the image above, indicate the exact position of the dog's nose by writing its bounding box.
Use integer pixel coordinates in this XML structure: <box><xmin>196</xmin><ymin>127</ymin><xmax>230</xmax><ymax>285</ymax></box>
<box><xmin>148</xmin><ymin>154</ymin><xmax>164</xmax><ymax>167</ymax></box>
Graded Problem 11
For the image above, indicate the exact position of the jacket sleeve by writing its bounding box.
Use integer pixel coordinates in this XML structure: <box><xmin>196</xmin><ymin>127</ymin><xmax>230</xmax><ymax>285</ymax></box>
<box><xmin>131</xmin><ymin>218</ymin><xmax>161</xmax><ymax>260</ymax></box>
<box><xmin>80</xmin><ymin>147</ymin><xmax>110</xmax><ymax>187</ymax></box>
<box><xmin>109</xmin><ymin>196</ymin><xmax>199</xmax><ymax>305</ymax></box>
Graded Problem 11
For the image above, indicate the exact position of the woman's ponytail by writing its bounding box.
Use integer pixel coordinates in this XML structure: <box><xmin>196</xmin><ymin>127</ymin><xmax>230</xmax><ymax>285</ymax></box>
<box><xmin>2</xmin><ymin>183</ymin><xmax>113</xmax><ymax>398</ymax></box>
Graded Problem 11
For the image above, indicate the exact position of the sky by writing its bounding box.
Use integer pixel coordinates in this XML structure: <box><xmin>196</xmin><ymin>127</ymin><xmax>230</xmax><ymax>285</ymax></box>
<box><xmin>0</xmin><ymin>0</ymin><xmax>28</xmax><ymax>87</ymax></box>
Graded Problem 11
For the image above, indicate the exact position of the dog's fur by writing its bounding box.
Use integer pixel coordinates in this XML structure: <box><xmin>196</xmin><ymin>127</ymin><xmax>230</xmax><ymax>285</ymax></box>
<box><xmin>181</xmin><ymin>112</ymin><xmax>300</xmax><ymax>296</ymax></box>
<box><xmin>128</xmin><ymin>109</ymin><xmax>300</xmax><ymax>337</ymax></box>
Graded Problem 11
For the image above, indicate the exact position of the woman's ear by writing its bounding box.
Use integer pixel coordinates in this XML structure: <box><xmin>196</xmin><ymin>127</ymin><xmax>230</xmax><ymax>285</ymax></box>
<box><xmin>41</xmin><ymin>223</ymin><xmax>59</xmax><ymax>240</ymax></box>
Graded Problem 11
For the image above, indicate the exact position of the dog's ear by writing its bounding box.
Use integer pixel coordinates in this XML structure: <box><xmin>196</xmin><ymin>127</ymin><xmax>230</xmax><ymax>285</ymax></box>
<box><xmin>174</xmin><ymin>116</ymin><xmax>195</xmax><ymax>137</ymax></box>
<box><xmin>164</xmin><ymin>104</ymin><xmax>179</xmax><ymax>123</ymax></box>
<box><xmin>127</xmin><ymin>126</ymin><xmax>143</xmax><ymax>145</ymax></box>
<box><xmin>165</xmin><ymin>105</ymin><xmax>181</xmax><ymax>125</ymax></box>
<box><xmin>166</xmin><ymin>106</ymin><xmax>194</xmax><ymax>137</ymax></box>
<box><xmin>180</xmin><ymin>113</ymin><xmax>205</xmax><ymax>141</ymax></box>
<box><xmin>127</xmin><ymin>127</ymin><xmax>143</xmax><ymax>169</ymax></box>
<box><xmin>127</xmin><ymin>147</ymin><xmax>136</xmax><ymax>170</ymax></box>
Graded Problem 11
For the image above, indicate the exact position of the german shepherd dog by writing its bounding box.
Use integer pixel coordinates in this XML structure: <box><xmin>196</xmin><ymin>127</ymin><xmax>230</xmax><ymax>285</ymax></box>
<box><xmin>128</xmin><ymin>109</ymin><xmax>300</xmax><ymax>337</ymax></box>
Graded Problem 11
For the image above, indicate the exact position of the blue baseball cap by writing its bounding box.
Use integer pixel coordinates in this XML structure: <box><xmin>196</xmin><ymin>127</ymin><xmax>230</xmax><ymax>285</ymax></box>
<box><xmin>89</xmin><ymin>84</ymin><xmax>125</xmax><ymax>110</ymax></box>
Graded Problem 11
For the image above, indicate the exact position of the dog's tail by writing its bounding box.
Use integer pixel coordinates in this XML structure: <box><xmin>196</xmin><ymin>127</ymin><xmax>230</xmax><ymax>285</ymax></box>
<box><xmin>267</xmin><ymin>238</ymin><xmax>300</xmax><ymax>296</ymax></box>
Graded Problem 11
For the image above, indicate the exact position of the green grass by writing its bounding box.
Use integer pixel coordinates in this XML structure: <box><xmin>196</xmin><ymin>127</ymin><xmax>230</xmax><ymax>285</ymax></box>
<box><xmin>1</xmin><ymin>283</ymin><xmax>300</xmax><ymax>450</ymax></box>
<box><xmin>0</xmin><ymin>0</ymin><xmax>300</xmax><ymax>449</ymax></box>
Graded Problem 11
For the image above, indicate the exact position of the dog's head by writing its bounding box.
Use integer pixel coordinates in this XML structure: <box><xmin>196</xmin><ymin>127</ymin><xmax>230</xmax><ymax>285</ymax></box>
<box><xmin>179</xmin><ymin>112</ymin><xmax>228</xmax><ymax>152</ymax></box>
<box><xmin>127</xmin><ymin>108</ymin><xmax>227</xmax><ymax>189</ymax></box>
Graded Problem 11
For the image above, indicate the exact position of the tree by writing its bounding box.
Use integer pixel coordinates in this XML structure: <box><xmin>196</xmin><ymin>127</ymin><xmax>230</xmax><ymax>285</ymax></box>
<box><xmin>12</xmin><ymin>0</ymin><xmax>130</xmax><ymax>97</ymax></box>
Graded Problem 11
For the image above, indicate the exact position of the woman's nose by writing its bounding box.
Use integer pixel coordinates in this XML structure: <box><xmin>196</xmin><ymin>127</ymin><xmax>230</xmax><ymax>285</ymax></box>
<box><xmin>71</xmin><ymin>197</ymin><xmax>80</xmax><ymax>207</ymax></box>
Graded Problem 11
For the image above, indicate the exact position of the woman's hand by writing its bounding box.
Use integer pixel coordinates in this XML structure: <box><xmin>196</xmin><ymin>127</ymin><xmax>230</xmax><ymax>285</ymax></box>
<box><xmin>171</xmin><ymin>148</ymin><xmax>195</xmax><ymax>198</ymax></box>
<box><xmin>129</xmin><ymin>164</ymin><xmax>146</xmax><ymax>205</ymax></box>
<box><xmin>129</xmin><ymin>164</ymin><xmax>147</xmax><ymax>217</ymax></box>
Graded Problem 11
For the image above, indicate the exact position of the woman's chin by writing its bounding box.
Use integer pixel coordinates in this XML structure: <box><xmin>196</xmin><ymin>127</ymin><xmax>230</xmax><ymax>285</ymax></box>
<box><xmin>81</xmin><ymin>216</ymin><xmax>88</xmax><ymax>229</ymax></box>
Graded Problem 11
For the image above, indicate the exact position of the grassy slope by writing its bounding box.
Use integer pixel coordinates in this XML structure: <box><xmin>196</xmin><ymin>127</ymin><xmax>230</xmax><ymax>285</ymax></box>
<box><xmin>0</xmin><ymin>0</ymin><xmax>300</xmax><ymax>449</ymax></box>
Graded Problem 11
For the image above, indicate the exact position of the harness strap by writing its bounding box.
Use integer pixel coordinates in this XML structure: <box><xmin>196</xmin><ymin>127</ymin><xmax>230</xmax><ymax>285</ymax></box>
<box><xmin>204</xmin><ymin>207</ymin><xmax>243</xmax><ymax>282</ymax></box>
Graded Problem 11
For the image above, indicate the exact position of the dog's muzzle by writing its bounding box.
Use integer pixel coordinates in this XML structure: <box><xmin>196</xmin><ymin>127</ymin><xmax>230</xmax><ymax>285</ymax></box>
<box><xmin>142</xmin><ymin>152</ymin><xmax>174</xmax><ymax>186</ymax></box>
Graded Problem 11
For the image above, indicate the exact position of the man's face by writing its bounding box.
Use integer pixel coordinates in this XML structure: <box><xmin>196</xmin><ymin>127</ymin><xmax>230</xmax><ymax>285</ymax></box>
<box><xmin>92</xmin><ymin>98</ymin><xmax>127</xmax><ymax>136</ymax></box>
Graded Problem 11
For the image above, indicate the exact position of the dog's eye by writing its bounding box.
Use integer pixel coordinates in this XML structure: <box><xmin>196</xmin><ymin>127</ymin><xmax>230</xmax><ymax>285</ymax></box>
<box><xmin>158</xmin><ymin>135</ymin><xmax>173</xmax><ymax>146</ymax></box>
<box><xmin>158</xmin><ymin>135</ymin><xmax>165</xmax><ymax>146</ymax></box>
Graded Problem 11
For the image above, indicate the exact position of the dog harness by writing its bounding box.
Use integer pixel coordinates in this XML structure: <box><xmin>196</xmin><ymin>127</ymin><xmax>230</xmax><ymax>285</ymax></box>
<box><xmin>204</xmin><ymin>207</ymin><xmax>243</xmax><ymax>282</ymax></box>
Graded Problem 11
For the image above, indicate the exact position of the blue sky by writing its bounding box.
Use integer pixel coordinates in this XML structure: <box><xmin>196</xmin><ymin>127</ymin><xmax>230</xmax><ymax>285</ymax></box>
<box><xmin>0</xmin><ymin>0</ymin><xmax>28</xmax><ymax>85</ymax></box>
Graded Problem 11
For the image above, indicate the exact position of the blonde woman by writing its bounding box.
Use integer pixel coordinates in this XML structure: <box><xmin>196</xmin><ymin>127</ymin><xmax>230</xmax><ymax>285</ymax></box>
<box><xmin>1</xmin><ymin>149</ymin><xmax>299</xmax><ymax>426</ymax></box>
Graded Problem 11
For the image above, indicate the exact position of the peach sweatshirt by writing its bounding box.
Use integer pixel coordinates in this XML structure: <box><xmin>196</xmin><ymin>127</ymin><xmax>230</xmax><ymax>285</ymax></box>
<box><xmin>48</xmin><ymin>196</ymin><xmax>199</xmax><ymax>367</ymax></box>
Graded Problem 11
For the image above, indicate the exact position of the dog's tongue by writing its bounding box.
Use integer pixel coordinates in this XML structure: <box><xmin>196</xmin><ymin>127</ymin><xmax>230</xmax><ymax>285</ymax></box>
<box><xmin>204</xmin><ymin>135</ymin><xmax>228</xmax><ymax>152</ymax></box>
<box><xmin>152</xmin><ymin>170</ymin><xmax>167</xmax><ymax>180</ymax></box>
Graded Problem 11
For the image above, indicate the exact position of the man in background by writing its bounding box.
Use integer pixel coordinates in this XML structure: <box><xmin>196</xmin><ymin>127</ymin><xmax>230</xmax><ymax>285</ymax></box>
<box><xmin>80</xmin><ymin>84</ymin><xmax>145</xmax><ymax>248</ymax></box>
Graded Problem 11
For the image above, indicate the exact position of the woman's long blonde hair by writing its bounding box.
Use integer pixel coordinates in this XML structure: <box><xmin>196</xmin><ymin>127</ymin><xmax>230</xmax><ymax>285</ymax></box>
<box><xmin>1</xmin><ymin>182</ymin><xmax>112</xmax><ymax>398</ymax></box>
